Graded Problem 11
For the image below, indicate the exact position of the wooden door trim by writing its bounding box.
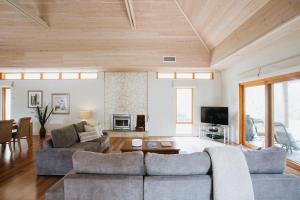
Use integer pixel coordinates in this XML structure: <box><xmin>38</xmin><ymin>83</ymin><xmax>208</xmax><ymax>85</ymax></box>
<box><xmin>2</xmin><ymin>88</ymin><xmax>6</xmax><ymax>120</ymax></box>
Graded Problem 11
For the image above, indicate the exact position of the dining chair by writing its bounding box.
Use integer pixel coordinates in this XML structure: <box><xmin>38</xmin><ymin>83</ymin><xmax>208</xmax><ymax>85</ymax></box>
<box><xmin>0</xmin><ymin>119</ymin><xmax>14</xmax><ymax>153</ymax></box>
<box><xmin>13</xmin><ymin>117</ymin><xmax>31</xmax><ymax>150</ymax></box>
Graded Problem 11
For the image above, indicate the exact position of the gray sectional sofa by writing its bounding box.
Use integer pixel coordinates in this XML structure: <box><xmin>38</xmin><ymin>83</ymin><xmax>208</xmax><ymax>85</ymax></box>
<box><xmin>46</xmin><ymin>148</ymin><xmax>300</xmax><ymax>200</ymax></box>
<box><xmin>36</xmin><ymin>121</ymin><xmax>109</xmax><ymax>175</ymax></box>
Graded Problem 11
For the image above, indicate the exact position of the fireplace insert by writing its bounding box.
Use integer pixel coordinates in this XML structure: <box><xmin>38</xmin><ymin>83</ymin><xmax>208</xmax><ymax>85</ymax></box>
<box><xmin>113</xmin><ymin>114</ymin><xmax>131</xmax><ymax>131</ymax></box>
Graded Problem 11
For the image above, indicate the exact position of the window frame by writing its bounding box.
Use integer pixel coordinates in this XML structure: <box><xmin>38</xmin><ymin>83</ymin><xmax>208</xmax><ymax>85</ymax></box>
<box><xmin>239</xmin><ymin>71</ymin><xmax>300</xmax><ymax>170</ymax></box>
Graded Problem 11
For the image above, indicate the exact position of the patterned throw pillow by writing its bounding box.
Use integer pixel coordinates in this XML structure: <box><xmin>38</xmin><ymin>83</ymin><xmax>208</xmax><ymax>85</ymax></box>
<box><xmin>84</xmin><ymin>125</ymin><xmax>96</xmax><ymax>132</ymax></box>
<box><xmin>78</xmin><ymin>131</ymin><xmax>100</xmax><ymax>142</ymax></box>
<box><xmin>84</xmin><ymin>124</ymin><xmax>103</xmax><ymax>137</ymax></box>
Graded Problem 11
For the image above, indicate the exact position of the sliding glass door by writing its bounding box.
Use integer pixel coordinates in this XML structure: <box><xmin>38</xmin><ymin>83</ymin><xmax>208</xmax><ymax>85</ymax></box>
<box><xmin>273</xmin><ymin>79</ymin><xmax>300</xmax><ymax>165</ymax></box>
<box><xmin>240</xmin><ymin>71</ymin><xmax>300</xmax><ymax>169</ymax></box>
<box><xmin>244</xmin><ymin>85</ymin><xmax>265</xmax><ymax>148</ymax></box>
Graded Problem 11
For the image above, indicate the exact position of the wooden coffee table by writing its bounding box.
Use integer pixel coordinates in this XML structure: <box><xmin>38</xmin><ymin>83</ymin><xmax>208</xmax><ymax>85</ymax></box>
<box><xmin>120</xmin><ymin>140</ymin><xmax>180</xmax><ymax>154</ymax></box>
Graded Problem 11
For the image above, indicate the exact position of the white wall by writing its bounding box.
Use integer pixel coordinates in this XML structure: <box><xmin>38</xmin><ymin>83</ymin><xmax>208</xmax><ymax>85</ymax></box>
<box><xmin>148</xmin><ymin>72</ymin><xmax>222</xmax><ymax>136</ymax></box>
<box><xmin>0</xmin><ymin>71</ymin><xmax>223</xmax><ymax>136</ymax></box>
<box><xmin>221</xmin><ymin>64</ymin><xmax>300</xmax><ymax>143</ymax></box>
<box><xmin>0</xmin><ymin>72</ymin><xmax>105</xmax><ymax>135</ymax></box>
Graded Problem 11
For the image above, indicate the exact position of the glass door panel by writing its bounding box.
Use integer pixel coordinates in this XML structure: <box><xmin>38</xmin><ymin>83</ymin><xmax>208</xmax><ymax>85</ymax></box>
<box><xmin>274</xmin><ymin>79</ymin><xmax>300</xmax><ymax>165</ymax></box>
<box><xmin>245</xmin><ymin>85</ymin><xmax>265</xmax><ymax>148</ymax></box>
<box><xmin>176</xmin><ymin>88</ymin><xmax>193</xmax><ymax>135</ymax></box>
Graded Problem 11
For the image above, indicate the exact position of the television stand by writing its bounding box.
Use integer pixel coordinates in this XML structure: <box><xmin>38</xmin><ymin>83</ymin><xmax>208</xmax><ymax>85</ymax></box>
<box><xmin>206</xmin><ymin>133</ymin><xmax>224</xmax><ymax>140</ymax></box>
<box><xmin>199</xmin><ymin>124</ymin><xmax>230</xmax><ymax>144</ymax></box>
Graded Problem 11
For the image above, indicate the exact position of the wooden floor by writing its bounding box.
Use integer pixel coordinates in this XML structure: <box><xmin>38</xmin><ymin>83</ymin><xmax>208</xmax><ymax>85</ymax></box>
<box><xmin>0</xmin><ymin>137</ymin><xmax>60</xmax><ymax>200</ymax></box>
<box><xmin>0</xmin><ymin>135</ymin><xmax>299</xmax><ymax>200</ymax></box>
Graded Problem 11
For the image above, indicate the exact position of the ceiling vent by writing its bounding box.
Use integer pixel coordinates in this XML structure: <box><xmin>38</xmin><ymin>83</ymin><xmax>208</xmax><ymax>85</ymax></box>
<box><xmin>163</xmin><ymin>56</ymin><xmax>176</xmax><ymax>63</ymax></box>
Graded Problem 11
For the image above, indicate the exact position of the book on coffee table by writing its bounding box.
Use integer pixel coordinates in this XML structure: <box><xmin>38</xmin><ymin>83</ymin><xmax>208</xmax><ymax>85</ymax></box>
<box><xmin>147</xmin><ymin>141</ymin><xmax>157</xmax><ymax>148</ymax></box>
<box><xmin>160</xmin><ymin>141</ymin><xmax>173</xmax><ymax>147</ymax></box>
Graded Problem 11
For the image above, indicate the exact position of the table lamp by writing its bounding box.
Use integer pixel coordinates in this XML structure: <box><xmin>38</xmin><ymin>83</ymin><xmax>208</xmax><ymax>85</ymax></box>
<box><xmin>78</xmin><ymin>110</ymin><xmax>92</xmax><ymax>121</ymax></box>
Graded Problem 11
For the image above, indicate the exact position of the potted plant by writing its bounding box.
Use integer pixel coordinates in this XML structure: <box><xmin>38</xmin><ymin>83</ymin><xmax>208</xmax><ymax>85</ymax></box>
<box><xmin>36</xmin><ymin>105</ymin><xmax>53</xmax><ymax>138</ymax></box>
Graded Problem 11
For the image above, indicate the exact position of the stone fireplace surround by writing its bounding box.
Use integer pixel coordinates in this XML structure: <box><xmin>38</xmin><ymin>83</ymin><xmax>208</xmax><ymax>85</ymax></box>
<box><xmin>104</xmin><ymin>72</ymin><xmax>148</xmax><ymax>130</ymax></box>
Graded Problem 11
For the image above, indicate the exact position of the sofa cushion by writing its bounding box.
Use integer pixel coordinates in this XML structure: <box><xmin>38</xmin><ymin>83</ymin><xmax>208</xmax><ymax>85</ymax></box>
<box><xmin>145</xmin><ymin>152</ymin><xmax>211</xmax><ymax>175</ymax></box>
<box><xmin>73</xmin><ymin>121</ymin><xmax>87</xmax><ymax>133</ymax></box>
<box><xmin>87</xmin><ymin>134</ymin><xmax>108</xmax><ymax>143</ymax></box>
<box><xmin>51</xmin><ymin>125</ymin><xmax>78</xmax><ymax>148</ymax></box>
<box><xmin>251</xmin><ymin>174</ymin><xmax>300</xmax><ymax>200</ymax></box>
<box><xmin>72</xmin><ymin>151</ymin><xmax>144</xmax><ymax>175</ymax></box>
<box><xmin>144</xmin><ymin>175</ymin><xmax>212</xmax><ymax>200</ymax></box>
<box><xmin>244</xmin><ymin>147</ymin><xmax>286</xmax><ymax>174</ymax></box>
<box><xmin>69</xmin><ymin>142</ymin><xmax>100</xmax><ymax>152</ymax></box>
<box><xmin>78</xmin><ymin>131</ymin><xmax>100</xmax><ymax>142</ymax></box>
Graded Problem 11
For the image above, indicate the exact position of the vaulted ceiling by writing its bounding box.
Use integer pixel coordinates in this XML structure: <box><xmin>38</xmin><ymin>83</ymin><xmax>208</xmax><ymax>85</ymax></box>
<box><xmin>0</xmin><ymin>0</ymin><xmax>209</xmax><ymax>70</ymax></box>
<box><xmin>0</xmin><ymin>0</ymin><xmax>299</xmax><ymax>71</ymax></box>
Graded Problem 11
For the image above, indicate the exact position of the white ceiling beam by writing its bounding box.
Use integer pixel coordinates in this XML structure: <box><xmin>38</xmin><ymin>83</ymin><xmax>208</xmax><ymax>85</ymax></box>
<box><xmin>124</xmin><ymin>0</ymin><xmax>136</xmax><ymax>30</ymax></box>
<box><xmin>211</xmin><ymin>0</ymin><xmax>300</xmax><ymax>68</ymax></box>
<box><xmin>174</xmin><ymin>0</ymin><xmax>210</xmax><ymax>53</ymax></box>
<box><xmin>6</xmin><ymin>0</ymin><xmax>49</xmax><ymax>28</ymax></box>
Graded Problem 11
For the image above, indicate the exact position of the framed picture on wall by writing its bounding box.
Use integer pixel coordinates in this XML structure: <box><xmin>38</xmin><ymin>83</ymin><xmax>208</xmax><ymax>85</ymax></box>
<box><xmin>28</xmin><ymin>90</ymin><xmax>43</xmax><ymax>108</ymax></box>
<box><xmin>52</xmin><ymin>93</ymin><xmax>70</xmax><ymax>114</ymax></box>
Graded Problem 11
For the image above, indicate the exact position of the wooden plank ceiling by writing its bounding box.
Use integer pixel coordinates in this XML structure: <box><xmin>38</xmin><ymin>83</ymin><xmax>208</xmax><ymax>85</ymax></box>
<box><xmin>0</xmin><ymin>0</ymin><xmax>299</xmax><ymax>71</ymax></box>
<box><xmin>177</xmin><ymin>0</ymin><xmax>271</xmax><ymax>50</ymax></box>
<box><xmin>0</xmin><ymin>0</ymin><xmax>209</xmax><ymax>69</ymax></box>
<box><xmin>178</xmin><ymin>0</ymin><xmax>300</xmax><ymax>70</ymax></box>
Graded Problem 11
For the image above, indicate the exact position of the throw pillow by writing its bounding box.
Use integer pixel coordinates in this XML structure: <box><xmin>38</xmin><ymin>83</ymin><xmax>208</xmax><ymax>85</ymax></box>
<box><xmin>73</xmin><ymin>121</ymin><xmax>87</xmax><ymax>133</ymax></box>
<box><xmin>78</xmin><ymin>131</ymin><xmax>100</xmax><ymax>142</ymax></box>
<box><xmin>84</xmin><ymin>125</ymin><xmax>96</xmax><ymax>132</ymax></box>
<box><xmin>84</xmin><ymin>124</ymin><xmax>103</xmax><ymax>137</ymax></box>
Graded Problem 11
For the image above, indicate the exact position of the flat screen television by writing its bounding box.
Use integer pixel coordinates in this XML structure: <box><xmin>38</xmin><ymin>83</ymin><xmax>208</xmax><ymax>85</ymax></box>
<box><xmin>201</xmin><ymin>107</ymin><xmax>228</xmax><ymax>125</ymax></box>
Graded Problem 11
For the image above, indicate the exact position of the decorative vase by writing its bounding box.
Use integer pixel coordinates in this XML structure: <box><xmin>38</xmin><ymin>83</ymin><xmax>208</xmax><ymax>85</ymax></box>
<box><xmin>39</xmin><ymin>125</ymin><xmax>46</xmax><ymax>138</ymax></box>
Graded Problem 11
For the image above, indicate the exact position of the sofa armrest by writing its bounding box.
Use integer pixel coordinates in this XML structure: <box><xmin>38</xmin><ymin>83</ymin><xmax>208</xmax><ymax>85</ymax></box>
<box><xmin>44</xmin><ymin>138</ymin><xmax>54</xmax><ymax>149</ymax></box>
<box><xmin>36</xmin><ymin>148</ymin><xmax>76</xmax><ymax>175</ymax></box>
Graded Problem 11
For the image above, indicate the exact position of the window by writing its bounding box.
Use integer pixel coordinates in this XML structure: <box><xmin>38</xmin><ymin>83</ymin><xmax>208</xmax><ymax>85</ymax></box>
<box><xmin>176</xmin><ymin>88</ymin><xmax>193</xmax><ymax>135</ymax></box>
<box><xmin>156</xmin><ymin>72</ymin><xmax>214</xmax><ymax>80</ymax></box>
<box><xmin>61</xmin><ymin>73</ymin><xmax>79</xmax><ymax>79</ymax></box>
<box><xmin>194</xmin><ymin>72</ymin><xmax>213</xmax><ymax>80</ymax></box>
<box><xmin>240</xmin><ymin>71</ymin><xmax>300</xmax><ymax>170</ymax></box>
<box><xmin>4</xmin><ymin>73</ymin><xmax>22</xmax><ymax>80</ymax></box>
<box><xmin>24</xmin><ymin>73</ymin><xmax>41</xmax><ymax>80</ymax></box>
<box><xmin>176</xmin><ymin>73</ymin><xmax>193</xmax><ymax>79</ymax></box>
<box><xmin>2</xmin><ymin>88</ymin><xmax>11</xmax><ymax>120</ymax></box>
<box><xmin>81</xmin><ymin>72</ymin><xmax>98</xmax><ymax>79</ymax></box>
<box><xmin>157</xmin><ymin>72</ymin><xmax>175</xmax><ymax>79</ymax></box>
<box><xmin>43</xmin><ymin>73</ymin><xmax>60</xmax><ymax>79</ymax></box>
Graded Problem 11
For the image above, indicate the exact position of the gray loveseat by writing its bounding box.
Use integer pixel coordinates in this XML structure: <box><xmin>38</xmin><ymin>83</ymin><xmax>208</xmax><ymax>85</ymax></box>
<box><xmin>46</xmin><ymin>148</ymin><xmax>300</xmax><ymax>200</ymax></box>
<box><xmin>36</xmin><ymin>121</ymin><xmax>109</xmax><ymax>175</ymax></box>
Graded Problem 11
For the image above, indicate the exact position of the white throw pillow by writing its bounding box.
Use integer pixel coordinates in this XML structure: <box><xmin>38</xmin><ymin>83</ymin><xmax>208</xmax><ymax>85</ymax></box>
<box><xmin>84</xmin><ymin>124</ymin><xmax>104</xmax><ymax>137</ymax></box>
<box><xmin>84</xmin><ymin>125</ymin><xmax>96</xmax><ymax>132</ymax></box>
<box><xmin>78</xmin><ymin>131</ymin><xmax>100</xmax><ymax>142</ymax></box>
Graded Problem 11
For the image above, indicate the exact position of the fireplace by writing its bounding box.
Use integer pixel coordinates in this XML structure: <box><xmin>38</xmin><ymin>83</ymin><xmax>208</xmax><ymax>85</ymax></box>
<box><xmin>113</xmin><ymin>114</ymin><xmax>131</xmax><ymax>131</ymax></box>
